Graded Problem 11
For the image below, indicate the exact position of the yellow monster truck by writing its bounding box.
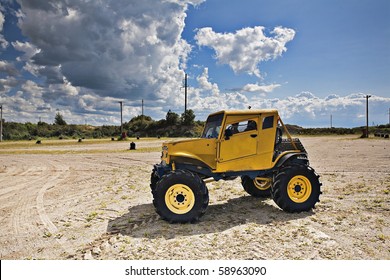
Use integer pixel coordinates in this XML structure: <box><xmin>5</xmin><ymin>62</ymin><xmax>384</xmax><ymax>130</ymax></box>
<box><xmin>151</xmin><ymin>109</ymin><xmax>322</xmax><ymax>223</ymax></box>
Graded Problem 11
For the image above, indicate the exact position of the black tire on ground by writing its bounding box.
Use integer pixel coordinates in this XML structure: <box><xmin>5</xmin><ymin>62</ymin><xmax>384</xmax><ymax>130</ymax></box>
<box><xmin>150</xmin><ymin>169</ymin><xmax>160</xmax><ymax>192</ymax></box>
<box><xmin>153</xmin><ymin>170</ymin><xmax>209</xmax><ymax>223</ymax></box>
<box><xmin>272</xmin><ymin>164</ymin><xmax>321</xmax><ymax>213</ymax></box>
<box><xmin>241</xmin><ymin>176</ymin><xmax>272</xmax><ymax>198</ymax></box>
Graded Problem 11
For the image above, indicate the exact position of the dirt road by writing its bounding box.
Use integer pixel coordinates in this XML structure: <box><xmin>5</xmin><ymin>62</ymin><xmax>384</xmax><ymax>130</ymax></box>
<box><xmin>0</xmin><ymin>136</ymin><xmax>389</xmax><ymax>259</ymax></box>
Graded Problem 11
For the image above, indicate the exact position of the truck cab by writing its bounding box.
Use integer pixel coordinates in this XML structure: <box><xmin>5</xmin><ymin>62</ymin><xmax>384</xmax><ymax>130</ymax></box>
<box><xmin>160</xmin><ymin>109</ymin><xmax>303</xmax><ymax>176</ymax></box>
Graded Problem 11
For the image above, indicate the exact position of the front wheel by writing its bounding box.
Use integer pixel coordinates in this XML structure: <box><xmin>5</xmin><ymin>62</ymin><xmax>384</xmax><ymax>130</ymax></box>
<box><xmin>150</xmin><ymin>169</ymin><xmax>160</xmax><ymax>192</ymax></box>
<box><xmin>272</xmin><ymin>165</ymin><xmax>321</xmax><ymax>212</ymax></box>
<box><xmin>153</xmin><ymin>170</ymin><xmax>209</xmax><ymax>223</ymax></box>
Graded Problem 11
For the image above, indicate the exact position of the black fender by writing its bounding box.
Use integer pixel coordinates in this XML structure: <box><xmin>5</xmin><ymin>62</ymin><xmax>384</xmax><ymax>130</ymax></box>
<box><xmin>275</xmin><ymin>152</ymin><xmax>309</xmax><ymax>168</ymax></box>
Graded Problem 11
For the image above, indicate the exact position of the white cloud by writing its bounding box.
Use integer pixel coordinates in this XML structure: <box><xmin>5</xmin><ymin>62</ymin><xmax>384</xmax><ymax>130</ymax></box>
<box><xmin>241</xmin><ymin>82</ymin><xmax>281</xmax><ymax>94</ymax></box>
<box><xmin>15</xmin><ymin>0</ymin><xmax>199</xmax><ymax>101</ymax></box>
<box><xmin>0</xmin><ymin>0</ymin><xmax>208</xmax><ymax>123</ymax></box>
<box><xmin>195</xmin><ymin>26</ymin><xmax>295</xmax><ymax>77</ymax></box>
<box><xmin>0</xmin><ymin>7</ymin><xmax>9</xmax><ymax>50</ymax></box>
<box><xmin>0</xmin><ymin>60</ymin><xmax>20</xmax><ymax>94</ymax></box>
<box><xmin>0</xmin><ymin>9</ymin><xmax>4</xmax><ymax>29</ymax></box>
<box><xmin>196</xmin><ymin>67</ymin><xmax>219</xmax><ymax>94</ymax></box>
<box><xmin>11</xmin><ymin>41</ymin><xmax>40</xmax><ymax>62</ymax></box>
<box><xmin>0</xmin><ymin>60</ymin><xmax>19</xmax><ymax>76</ymax></box>
<box><xmin>0</xmin><ymin>76</ymin><xmax>19</xmax><ymax>93</ymax></box>
<box><xmin>180</xmin><ymin>67</ymin><xmax>250</xmax><ymax>119</ymax></box>
<box><xmin>250</xmin><ymin>92</ymin><xmax>390</xmax><ymax>127</ymax></box>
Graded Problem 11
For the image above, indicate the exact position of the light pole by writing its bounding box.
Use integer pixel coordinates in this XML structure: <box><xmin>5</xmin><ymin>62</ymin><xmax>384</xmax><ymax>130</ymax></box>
<box><xmin>118</xmin><ymin>101</ymin><xmax>123</xmax><ymax>136</ymax></box>
<box><xmin>184</xmin><ymin>73</ymin><xmax>188</xmax><ymax>114</ymax></box>
<box><xmin>365</xmin><ymin>95</ymin><xmax>371</xmax><ymax>138</ymax></box>
<box><xmin>0</xmin><ymin>105</ymin><xmax>3</xmax><ymax>142</ymax></box>
<box><xmin>141</xmin><ymin>99</ymin><xmax>144</xmax><ymax>125</ymax></box>
<box><xmin>388</xmin><ymin>108</ymin><xmax>390</xmax><ymax>125</ymax></box>
<box><xmin>330</xmin><ymin>114</ymin><xmax>333</xmax><ymax>128</ymax></box>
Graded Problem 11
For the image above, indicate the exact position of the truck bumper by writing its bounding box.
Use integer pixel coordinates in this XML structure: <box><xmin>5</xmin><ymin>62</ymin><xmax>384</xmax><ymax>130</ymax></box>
<box><xmin>153</xmin><ymin>161</ymin><xmax>172</xmax><ymax>179</ymax></box>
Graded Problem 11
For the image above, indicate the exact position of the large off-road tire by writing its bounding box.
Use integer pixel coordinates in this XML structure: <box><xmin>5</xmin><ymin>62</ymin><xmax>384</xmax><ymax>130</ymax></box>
<box><xmin>241</xmin><ymin>176</ymin><xmax>272</xmax><ymax>198</ymax></box>
<box><xmin>150</xmin><ymin>169</ymin><xmax>160</xmax><ymax>192</ymax></box>
<box><xmin>153</xmin><ymin>170</ymin><xmax>209</xmax><ymax>223</ymax></box>
<box><xmin>272</xmin><ymin>164</ymin><xmax>321</xmax><ymax>212</ymax></box>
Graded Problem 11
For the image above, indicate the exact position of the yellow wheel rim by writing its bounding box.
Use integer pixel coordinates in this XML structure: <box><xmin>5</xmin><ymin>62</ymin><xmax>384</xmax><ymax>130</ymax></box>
<box><xmin>165</xmin><ymin>184</ymin><xmax>195</xmax><ymax>214</ymax></box>
<box><xmin>253</xmin><ymin>177</ymin><xmax>271</xmax><ymax>191</ymax></box>
<box><xmin>287</xmin><ymin>175</ymin><xmax>312</xmax><ymax>203</ymax></box>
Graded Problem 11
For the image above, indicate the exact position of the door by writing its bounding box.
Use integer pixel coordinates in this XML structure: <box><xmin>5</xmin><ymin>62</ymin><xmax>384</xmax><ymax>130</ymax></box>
<box><xmin>218</xmin><ymin>116</ymin><xmax>258</xmax><ymax>163</ymax></box>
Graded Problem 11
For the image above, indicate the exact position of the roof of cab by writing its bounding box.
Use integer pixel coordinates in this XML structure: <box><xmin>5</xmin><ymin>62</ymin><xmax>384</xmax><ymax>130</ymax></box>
<box><xmin>208</xmin><ymin>109</ymin><xmax>279</xmax><ymax>117</ymax></box>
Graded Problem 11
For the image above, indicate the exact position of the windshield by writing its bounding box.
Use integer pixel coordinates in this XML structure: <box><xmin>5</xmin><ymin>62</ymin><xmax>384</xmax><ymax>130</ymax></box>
<box><xmin>201</xmin><ymin>113</ymin><xmax>224</xmax><ymax>138</ymax></box>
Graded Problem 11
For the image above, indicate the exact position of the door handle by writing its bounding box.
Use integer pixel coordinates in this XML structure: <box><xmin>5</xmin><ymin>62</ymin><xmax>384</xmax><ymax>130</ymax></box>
<box><xmin>250</xmin><ymin>134</ymin><xmax>257</xmax><ymax>138</ymax></box>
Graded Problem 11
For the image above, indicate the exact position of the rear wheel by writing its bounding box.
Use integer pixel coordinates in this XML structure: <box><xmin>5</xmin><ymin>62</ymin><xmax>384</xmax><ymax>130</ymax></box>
<box><xmin>272</xmin><ymin>164</ymin><xmax>321</xmax><ymax>212</ymax></box>
<box><xmin>153</xmin><ymin>170</ymin><xmax>209</xmax><ymax>223</ymax></box>
<box><xmin>241</xmin><ymin>176</ymin><xmax>272</xmax><ymax>197</ymax></box>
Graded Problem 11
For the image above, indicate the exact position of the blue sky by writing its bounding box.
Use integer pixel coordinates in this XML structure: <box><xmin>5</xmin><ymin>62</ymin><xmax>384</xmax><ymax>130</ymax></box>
<box><xmin>0</xmin><ymin>0</ymin><xmax>389</xmax><ymax>127</ymax></box>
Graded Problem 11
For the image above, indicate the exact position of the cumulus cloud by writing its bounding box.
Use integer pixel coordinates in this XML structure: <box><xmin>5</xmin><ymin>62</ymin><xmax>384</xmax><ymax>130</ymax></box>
<box><xmin>11</xmin><ymin>41</ymin><xmax>40</xmax><ymax>62</ymax></box>
<box><xmin>240</xmin><ymin>82</ymin><xmax>281</xmax><ymax>94</ymax></box>
<box><xmin>250</xmin><ymin>92</ymin><xmax>390</xmax><ymax>127</ymax></box>
<box><xmin>0</xmin><ymin>0</ymin><xmax>208</xmax><ymax>123</ymax></box>
<box><xmin>0</xmin><ymin>60</ymin><xmax>20</xmax><ymax>94</ymax></box>
<box><xmin>0</xmin><ymin>60</ymin><xmax>18</xmax><ymax>76</ymax></box>
<box><xmin>0</xmin><ymin>7</ymin><xmax>9</xmax><ymax>50</ymax></box>
<box><xmin>184</xmin><ymin>67</ymin><xmax>249</xmax><ymax>119</ymax></box>
<box><xmin>195</xmin><ymin>26</ymin><xmax>295</xmax><ymax>77</ymax></box>
<box><xmin>15</xmin><ymin>0</ymin><xmax>202</xmax><ymax>100</ymax></box>
<box><xmin>0</xmin><ymin>76</ymin><xmax>18</xmax><ymax>93</ymax></box>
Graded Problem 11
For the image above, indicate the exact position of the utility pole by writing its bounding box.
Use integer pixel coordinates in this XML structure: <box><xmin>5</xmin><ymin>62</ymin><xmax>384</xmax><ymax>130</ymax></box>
<box><xmin>141</xmin><ymin>99</ymin><xmax>144</xmax><ymax>125</ymax></box>
<box><xmin>388</xmin><ymin>108</ymin><xmax>390</xmax><ymax>125</ymax></box>
<box><xmin>0</xmin><ymin>105</ymin><xmax>3</xmax><ymax>142</ymax></box>
<box><xmin>119</xmin><ymin>101</ymin><xmax>123</xmax><ymax>136</ymax></box>
<box><xmin>142</xmin><ymin>99</ymin><xmax>144</xmax><ymax>117</ymax></box>
<box><xmin>330</xmin><ymin>114</ymin><xmax>333</xmax><ymax>128</ymax></box>
<box><xmin>184</xmin><ymin>73</ymin><xmax>188</xmax><ymax>114</ymax></box>
<box><xmin>365</xmin><ymin>95</ymin><xmax>371</xmax><ymax>138</ymax></box>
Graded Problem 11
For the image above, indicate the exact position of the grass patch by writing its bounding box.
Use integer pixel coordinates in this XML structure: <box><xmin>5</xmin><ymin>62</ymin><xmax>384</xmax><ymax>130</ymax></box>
<box><xmin>86</xmin><ymin>211</ymin><xmax>99</xmax><ymax>222</ymax></box>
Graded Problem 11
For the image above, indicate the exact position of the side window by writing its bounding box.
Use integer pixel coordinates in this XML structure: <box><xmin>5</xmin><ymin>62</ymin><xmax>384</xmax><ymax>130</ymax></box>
<box><xmin>226</xmin><ymin>119</ymin><xmax>257</xmax><ymax>135</ymax></box>
<box><xmin>262</xmin><ymin>116</ymin><xmax>274</xmax><ymax>130</ymax></box>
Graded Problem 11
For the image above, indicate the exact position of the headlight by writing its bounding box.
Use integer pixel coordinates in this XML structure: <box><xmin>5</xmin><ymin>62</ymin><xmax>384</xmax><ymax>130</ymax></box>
<box><xmin>161</xmin><ymin>145</ymin><xmax>168</xmax><ymax>161</ymax></box>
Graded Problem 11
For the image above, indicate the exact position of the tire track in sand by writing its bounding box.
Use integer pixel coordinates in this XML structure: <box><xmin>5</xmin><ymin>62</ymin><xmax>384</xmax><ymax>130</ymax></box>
<box><xmin>5</xmin><ymin>157</ymin><xmax>73</xmax><ymax>257</ymax></box>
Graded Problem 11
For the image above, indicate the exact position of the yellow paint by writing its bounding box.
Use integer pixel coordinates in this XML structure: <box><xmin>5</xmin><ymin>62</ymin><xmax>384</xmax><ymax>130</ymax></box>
<box><xmin>287</xmin><ymin>175</ymin><xmax>312</xmax><ymax>203</ymax></box>
<box><xmin>164</xmin><ymin>184</ymin><xmax>195</xmax><ymax>214</ymax></box>
<box><xmin>160</xmin><ymin>109</ymin><xmax>302</xmax><ymax>173</ymax></box>
<box><xmin>253</xmin><ymin>177</ymin><xmax>272</xmax><ymax>190</ymax></box>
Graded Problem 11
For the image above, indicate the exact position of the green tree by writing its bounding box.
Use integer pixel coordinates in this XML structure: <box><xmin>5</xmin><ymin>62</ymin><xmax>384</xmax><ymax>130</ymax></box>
<box><xmin>166</xmin><ymin>110</ymin><xmax>179</xmax><ymax>125</ymax></box>
<box><xmin>54</xmin><ymin>112</ymin><xmax>67</xmax><ymax>125</ymax></box>
<box><xmin>181</xmin><ymin>109</ymin><xmax>195</xmax><ymax>126</ymax></box>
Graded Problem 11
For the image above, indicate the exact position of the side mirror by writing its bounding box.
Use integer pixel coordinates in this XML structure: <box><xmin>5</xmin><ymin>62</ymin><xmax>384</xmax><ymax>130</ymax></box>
<box><xmin>224</xmin><ymin>128</ymin><xmax>233</xmax><ymax>140</ymax></box>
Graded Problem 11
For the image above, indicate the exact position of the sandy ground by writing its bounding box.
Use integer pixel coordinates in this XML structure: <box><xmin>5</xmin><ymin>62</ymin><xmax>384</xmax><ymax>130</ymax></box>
<box><xmin>0</xmin><ymin>136</ymin><xmax>389</xmax><ymax>260</ymax></box>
